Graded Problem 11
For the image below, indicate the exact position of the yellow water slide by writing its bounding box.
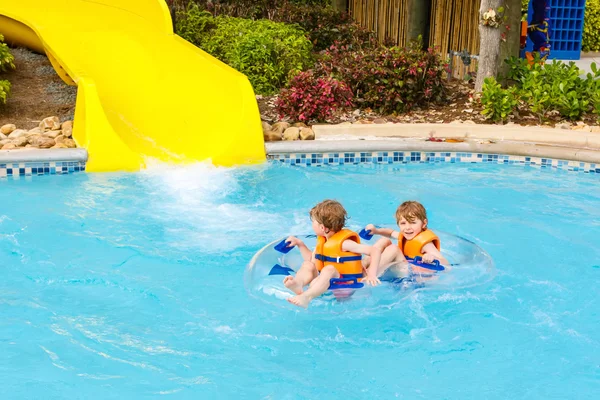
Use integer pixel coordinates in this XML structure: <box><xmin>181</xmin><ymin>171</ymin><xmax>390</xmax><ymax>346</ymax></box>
<box><xmin>0</xmin><ymin>0</ymin><xmax>265</xmax><ymax>171</ymax></box>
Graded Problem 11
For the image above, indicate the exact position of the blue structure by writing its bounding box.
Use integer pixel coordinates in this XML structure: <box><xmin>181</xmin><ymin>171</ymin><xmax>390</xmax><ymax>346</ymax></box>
<box><xmin>522</xmin><ymin>0</ymin><xmax>587</xmax><ymax>60</ymax></box>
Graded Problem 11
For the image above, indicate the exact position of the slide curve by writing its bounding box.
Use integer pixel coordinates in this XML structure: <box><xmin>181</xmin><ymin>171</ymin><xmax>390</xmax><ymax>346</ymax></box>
<box><xmin>0</xmin><ymin>0</ymin><xmax>265</xmax><ymax>172</ymax></box>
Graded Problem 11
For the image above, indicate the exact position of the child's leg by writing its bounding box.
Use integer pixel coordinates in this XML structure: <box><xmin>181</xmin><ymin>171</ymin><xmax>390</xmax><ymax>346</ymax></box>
<box><xmin>288</xmin><ymin>265</ymin><xmax>339</xmax><ymax>308</ymax></box>
<box><xmin>362</xmin><ymin>237</ymin><xmax>392</xmax><ymax>269</ymax></box>
<box><xmin>376</xmin><ymin>245</ymin><xmax>407</xmax><ymax>277</ymax></box>
<box><xmin>283</xmin><ymin>261</ymin><xmax>317</xmax><ymax>295</ymax></box>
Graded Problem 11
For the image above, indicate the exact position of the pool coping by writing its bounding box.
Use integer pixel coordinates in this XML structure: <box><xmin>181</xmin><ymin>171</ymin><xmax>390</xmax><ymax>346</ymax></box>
<box><xmin>0</xmin><ymin>148</ymin><xmax>88</xmax><ymax>162</ymax></box>
<box><xmin>0</xmin><ymin>149</ymin><xmax>88</xmax><ymax>178</ymax></box>
<box><xmin>310</xmin><ymin>123</ymin><xmax>600</xmax><ymax>149</ymax></box>
<box><xmin>266</xmin><ymin>139</ymin><xmax>600</xmax><ymax>164</ymax></box>
<box><xmin>3</xmin><ymin>123</ymin><xmax>600</xmax><ymax>177</ymax></box>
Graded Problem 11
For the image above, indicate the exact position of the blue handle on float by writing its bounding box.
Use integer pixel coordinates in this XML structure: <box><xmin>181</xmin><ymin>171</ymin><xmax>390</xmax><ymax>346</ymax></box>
<box><xmin>274</xmin><ymin>239</ymin><xmax>294</xmax><ymax>254</ymax></box>
<box><xmin>359</xmin><ymin>228</ymin><xmax>373</xmax><ymax>240</ymax></box>
<box><xmin>410</xmin><ymin>256</ymin><xmax>445</xmax><ymax>271</ymax></box>
<box><xmin>269</xmin><ymin>264</ymin><xmax>294</xmax><ymax>276</ymax></box>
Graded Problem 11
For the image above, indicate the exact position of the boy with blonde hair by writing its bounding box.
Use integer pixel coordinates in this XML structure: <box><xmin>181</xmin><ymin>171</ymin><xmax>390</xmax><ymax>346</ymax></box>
<box><xmin>364</xmin><ymin>200</ymin><xmax>448</xmax><ymax>283</ymax></box>
<box><xmin>282</xmin><ymin>199</ymin><xmax>383</xmax><ymax>308</ymax></box>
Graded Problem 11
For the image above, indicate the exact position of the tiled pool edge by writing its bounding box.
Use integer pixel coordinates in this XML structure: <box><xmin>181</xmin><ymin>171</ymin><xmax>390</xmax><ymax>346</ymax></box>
<box><xmin>266</xmin><ymin>141</ymin><xmax>600</xmax><ymax>173</ymax></box>
<box><xmin>0</xmin><ymin>149</ymin><xmax>88</xmax><ymax>178</ymax></box>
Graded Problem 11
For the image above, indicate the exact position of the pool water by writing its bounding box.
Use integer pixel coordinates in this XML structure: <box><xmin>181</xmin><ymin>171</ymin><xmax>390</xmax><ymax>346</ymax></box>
<box><xmin>1</xmin><ymin>162</ymin><xmax>599</xmax><ymax>399</ymax></box>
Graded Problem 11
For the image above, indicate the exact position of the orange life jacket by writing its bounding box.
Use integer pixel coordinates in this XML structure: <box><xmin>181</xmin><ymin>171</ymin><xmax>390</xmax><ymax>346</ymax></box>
<box><xmin>398</xmin><ymin>229</ymin><xmax>440</xmax><ymax>258</ymax></box>
<box><xmin>314</xmin><ymin>229</ymin><xmax>363</xmax><ymax>276</ymax></box>
<box><xmin>399</xmin><ymin>230</ymin><xmax>442</xmax><ymax>275</ymax></box>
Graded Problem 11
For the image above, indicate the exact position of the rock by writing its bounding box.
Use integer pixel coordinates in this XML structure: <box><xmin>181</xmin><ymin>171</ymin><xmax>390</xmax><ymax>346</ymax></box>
<box><xmin>373</xmin><ymin>118</ymin><xmax>387</xmax><ymax>124</ymax></box>
<box><xmin>555</xmin><ymin>122</ymin><xmax>572</xmax><ymax>129</ymax></box>
<box><xmin>1</xmin><ymin>124</ymin><xmax>16</xmax><ymax>135</ymax></box>
<box><xmin>51</xmin><ymin>143</ymin><xmax>69</xmax><ymax>149</ymax></box>
<box><xmin>352</xmin><ymin>109</ymin><xmax>361</xmax><ymax>116</ymax></box>
<box><xmin>591</xmin><ymin>126</ymin><xmax>600</xmax><ymax>133</ymax></box>
<box><xmin>8</xmin><ymin>129</ymin><xmax>28</xmax><ymax>139</ymax></box>
<box><xmin>12</xmin><ymin>137</ymin><xmax>29</xmax><ymax>147</ymax></box>
<box><xmin>27</xmin><ymin>134</ymin><xmax>42</xmax><ymax>145</ymax></box>
<box><xmin>283</xmin><ymin>127</ymin><xmax>300</xmax><ymax>141</ymax></box>
<box><xmin>25</xmin><ymin>144</ymin><xmax>39</xmax><ymax>148</ymax></box>
<box><xmin>63</xmin><ymin>138</ymin><xmax>77</xmax><ymax>148</ymax></box>
<box><xmin>292</xmin><ymin>122</ymin><xmax>308</xmax><ymax>128</ymax></box>
<box><xmin>27</xmin><ymin>127</ymin><xmax>43</xmax><ymax>135</ymax></box>
<box><xmin>39</xmin><ymin>116</ymin><xmax>61</xmax><ymax>131</ymax></box>
<box><xmin>54</xmin><ymin>135</ymin><xmax>65</xmax><ymax>144</ymax></box>
<box><xmin>450</xmin><ymin>120</ymin><xmax>463</xmax><ymax>124</ymax></box>
<box><xmin>263</xmin><ymin>130</ymin><xmax>281</xmax><ymax>142</ymax></box>
<box><xmin>0</xmin><ymin>138</ymin><xmax>12</xmax><ymax>146</ymax></box>
<box><xmin>0</xmin><ymin>133</ymin><xmax>6</xmax><ymax>140</ymax></box>
<box><xmin>271</xmin><ymin>121</ymin><xmax>291</xmax><ymax>134</ymax></box>
<box><xmin>39</xmin><ymin>138</ymin><xmax>57</xmax><ymax>149</ymax></box>
<box><xmin>571</xmin><ymin>124</ymin><xmax>591</xmax><ymax>132</ymax></box>
<box><xmin>299</xmin><ymin>127</ymin><xmax>315</xmax><ymax>140</ymax></box>
<box><xmin>338</xmin><ymin>121</ymin><xmax>352</xmax><ymax>126</ymax></box>
<box><xmin>44</xmin><ymin>130</ymin><xmax>62</xmax><ymax>139</ymax></box>
<box><xmin>30</xmin><ymin>136</ymin><xmax>55</xmax><ymax>148</ymax></box>
<box><xmin>462</xmin><ymin>109</ymin><xmax>474</xmax><ymax>113</ymax></box>
<box><xmin>261</xmin><ymin>121</ymin><xmax>272</xmax><ymax>133</ymax></box>
<box><xmin>463</xmin><ymin>120</ymin><xmax>476</xmax><ymax>125</ymax></box>
<box><xmin>61</xmin><ymin>120</ymin><xmax>73</xmax><ymax>137</ymax></box>
<box><xmin>2</xmin><ymin>143</ymin><xmax>17</xmax><ymax>150</ymax></box>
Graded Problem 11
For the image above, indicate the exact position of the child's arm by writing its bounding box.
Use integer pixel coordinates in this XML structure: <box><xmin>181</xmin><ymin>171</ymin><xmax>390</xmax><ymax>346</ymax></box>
<box><xmin>365</xmin><ymin>224</ymin><xmax>400</xmax><ymax>240</ymax></box>
<box><xmin>342</xmin><ymin>240</ymin><xmax>382</xmax><ymax>286</ymax></box>
<box><xmin>421</xmin><ymin>243</ymin><xmax>449</xmax><ymax>266</ymax></box>
<box><xmin>285</xmin><ymin>236</ymin><xmax>313</xmax><ymax>262</ymax></box>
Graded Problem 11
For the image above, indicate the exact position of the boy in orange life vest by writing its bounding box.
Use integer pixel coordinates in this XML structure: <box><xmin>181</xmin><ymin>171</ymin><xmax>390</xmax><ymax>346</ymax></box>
<box><xmin>364</xmin><ymin>201</ymin><xmax>449</xmax><ymax>282</ymax></box>
<box><xmin>282</xmin><ymin>200</ymin><xmax>383</xmax><ymax>308</ymax></box>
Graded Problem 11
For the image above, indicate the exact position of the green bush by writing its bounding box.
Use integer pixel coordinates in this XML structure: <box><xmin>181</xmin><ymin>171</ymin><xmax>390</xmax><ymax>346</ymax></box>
<box><xmin>0</xmin><ymin>34</ymin><xmax>15</xmax><ymax>105</ymax></box>
<box><xmin>481</xmin><ymin>77</ymin><xmax>518</xmax><ymax>123</ymax></box>
<box><xmin>0</xmin><ymin>80</ymin><xmax>10</xmax><ymax>105</ymax></box>
<box><xmin>176</xmin><ymin>5</ymin><xmax>313</xmax><ymax>94</ymax></box>
<box><xmin>583</xmin><ymin>0</ymin><xmax>600</xmax><ymax>52</ymax></box>
<box><xmin>0</xmin><ymin>34</ymin><xmax>15</xmax><ymax>72</ymax></box>
<box><xmin>316</xmin><ymin>39</ymin><xmax>448</xmax><ymax>114</ymax></box>
<box><xmin>497</xmin><ymin>57</ymin><xmax>600</xmax><ymax>121</ymax></box>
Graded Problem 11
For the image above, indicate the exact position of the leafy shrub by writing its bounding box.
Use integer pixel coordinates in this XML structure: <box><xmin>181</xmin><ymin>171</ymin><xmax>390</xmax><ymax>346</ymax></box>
<box><xmin>0</xmin><ymin>34</ymin><xmax>15</xmax><ymax>72</ymax></box>
<box><xmin>186</xmin><ymin>0</ymin><xmax>377</xmax><ymax>52</ymax></box>
<box><xmin>177</xmin><ymin>5</ymin><xmax>313</xmax><ymax>94</ymax></box>
<box><xmin>582</xmin><ymin>0</ymin><xmax>600</xmax><ymax>52</ymax></box>
<box><xmin>498</xmin><ymin>57</ymin><xmax>600</xmax><ymax>121</ymax></box>
<box><xmin>0</xmin><ymin>34</ymin><xmax>15</xmax><ymax>105</ymax></box>
<box><xmin>0</xmin><ymin>80</ymin><xmax>10</xmax><ymax>105</ymax></box>
<box><xmin>273</xmin><ymin>3</ymin><xmax>376</xmax><ymax>51</ymax></box>
<box><xmin>276</xmin><ymin>70</ymin><xmax>353</xmax><ymax>122</ymax></box>
<box><xmin>316</xmin><ymin>40</ymin><xmax>448</xmax><ymax>114</ymax></box>
<box><xmin>480</xmin><ymin>77</ymin><xmax>518</xmax><ymax>122</ymax></box>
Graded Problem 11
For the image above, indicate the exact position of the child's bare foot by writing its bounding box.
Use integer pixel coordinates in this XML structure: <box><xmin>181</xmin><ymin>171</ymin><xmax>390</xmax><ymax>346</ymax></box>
<box><xmin>283</xmin><ymin>276</ymin><xmax>303</xmax><ymax>295</ymax></box>
<box><xmin>287</xmin><ymin>294</ymin><xmax>310</xmax><ymax>308</ymax></box>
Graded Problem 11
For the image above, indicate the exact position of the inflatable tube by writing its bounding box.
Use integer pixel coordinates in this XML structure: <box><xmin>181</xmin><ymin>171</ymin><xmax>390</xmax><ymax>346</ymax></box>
<box><xmin>245</xmin><ymin>228</ymin><xmax>495</xmax><ymax>311</ymax></box>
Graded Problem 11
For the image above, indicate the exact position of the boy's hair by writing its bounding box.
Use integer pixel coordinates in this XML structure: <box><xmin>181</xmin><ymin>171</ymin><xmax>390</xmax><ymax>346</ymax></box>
<box><xmin>310</xmin><ymin>199</ymin><xmax>347</xmax><ymax>232</ymax></box>
<box><xmin>395</xmin><ymin>201</ymin><xmax>427</xmax><ymax>224</ymax></box>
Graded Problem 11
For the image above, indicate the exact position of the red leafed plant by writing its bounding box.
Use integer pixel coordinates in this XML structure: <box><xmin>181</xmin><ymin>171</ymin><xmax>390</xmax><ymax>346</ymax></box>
<box><xmin>276</xmin><ymin>70</ymin><xmax>353</xmax><ymax>122</ymax></box>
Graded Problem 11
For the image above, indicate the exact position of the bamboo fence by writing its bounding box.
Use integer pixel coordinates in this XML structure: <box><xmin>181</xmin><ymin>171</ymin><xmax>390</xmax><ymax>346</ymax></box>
<box><xmin>349</xmin><ymin>0</ymin><xmax>411</xmax><ymax>46</ymax></box>
<box><xmin>349</xmin><ymin>0</ymin><xmax>482</xmax><ymax>79</ymax></box>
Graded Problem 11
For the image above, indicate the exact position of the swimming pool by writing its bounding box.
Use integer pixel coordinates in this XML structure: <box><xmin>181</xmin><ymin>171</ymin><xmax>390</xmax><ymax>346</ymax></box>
<box><xmin>1</xmin><ymin>162</ymin><xmax>599</xmax><ymax>398</ymax></box>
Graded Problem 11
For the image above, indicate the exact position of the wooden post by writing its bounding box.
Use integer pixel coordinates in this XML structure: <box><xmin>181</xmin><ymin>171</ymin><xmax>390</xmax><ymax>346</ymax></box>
<box><xmin>498</xmin><ymin>0</ymin><xmax>523</xmax><ymax>81</ymax></box>
<box><xmin>331</xmin><ymin>0</ymin><xmax>348</xmax><ymax>12</ymax></box>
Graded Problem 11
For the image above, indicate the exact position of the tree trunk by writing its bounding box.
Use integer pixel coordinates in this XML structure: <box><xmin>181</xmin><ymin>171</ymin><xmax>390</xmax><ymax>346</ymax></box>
<box><xmin>330</xmin><ymin>0</ymin><xmax>347</xmax><ymax>12</ymax></box>
<box><xmin>475</xmin><ymin>0</ymin><xmax>504</xmax><ymax>92</ymax></box>
<box><xmin>498</xmin><ymin>0</ymin><xmax>523</xmax><ymax>82</ymax></box>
